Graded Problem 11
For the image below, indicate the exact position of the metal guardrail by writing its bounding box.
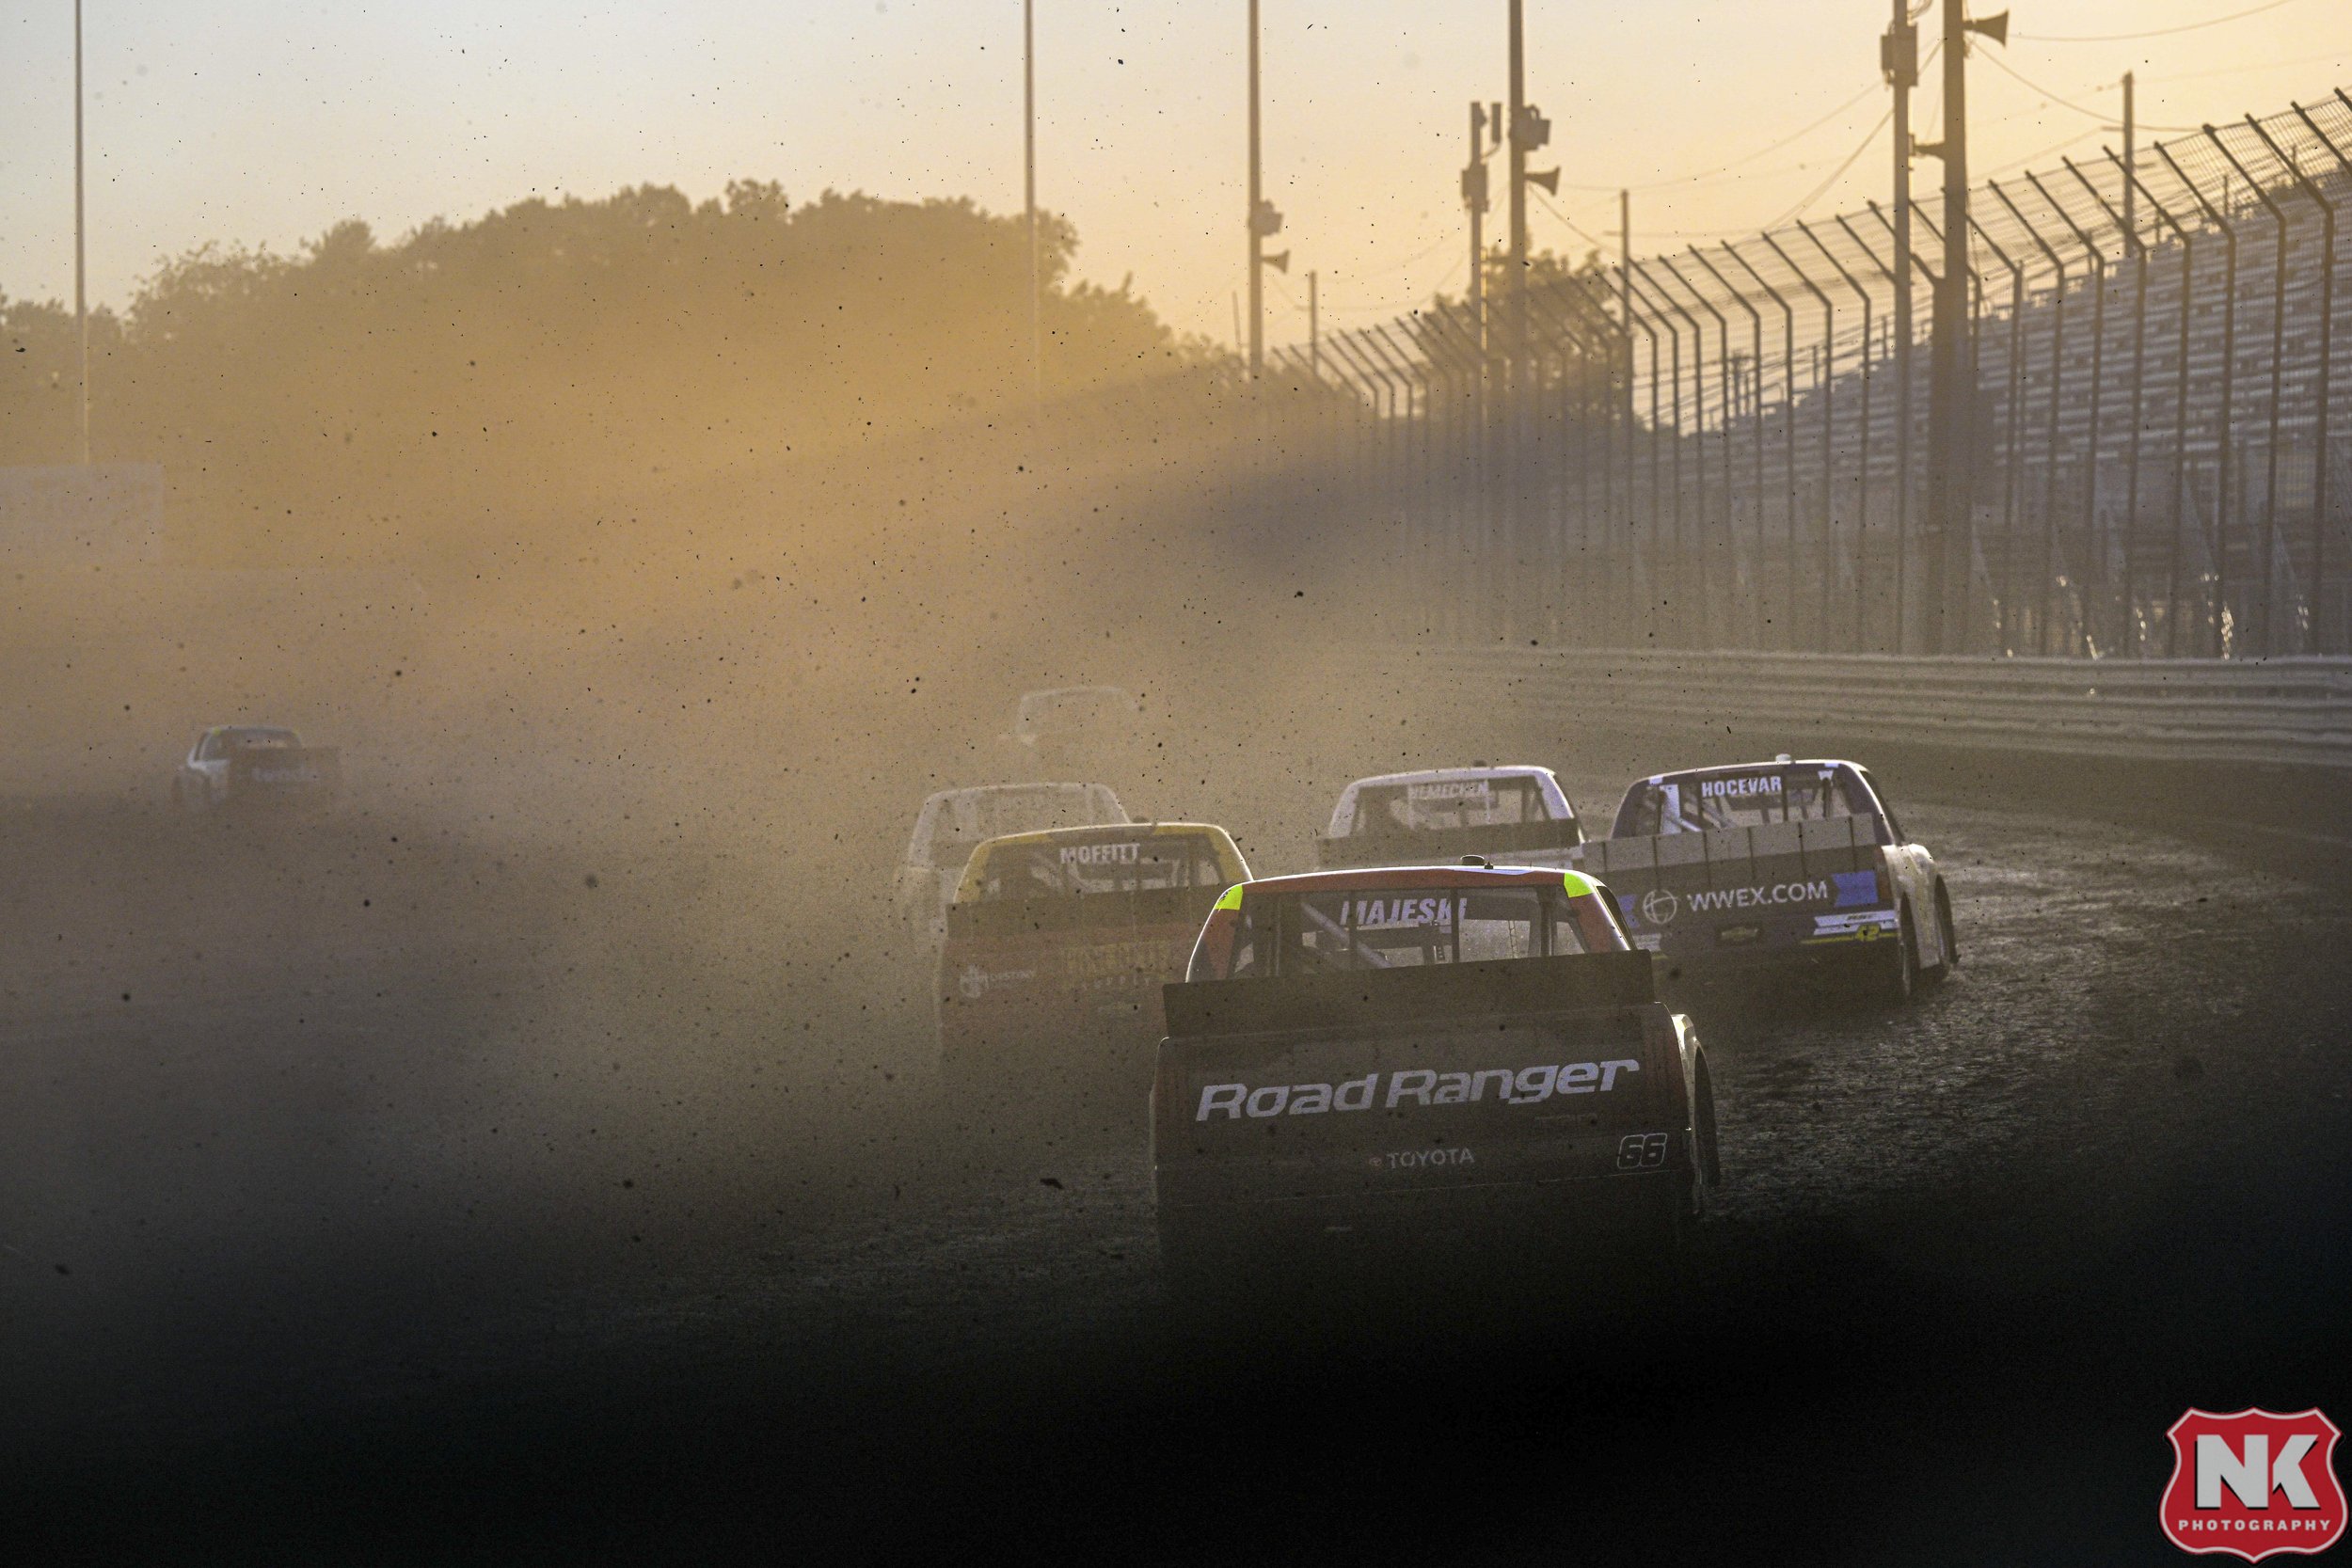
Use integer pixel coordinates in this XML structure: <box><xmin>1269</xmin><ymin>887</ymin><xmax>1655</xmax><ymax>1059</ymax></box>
<box><xmin>1379</xmin><ymin>646</ymin><xmax>2352</xmax><ymax>770</ymax></box>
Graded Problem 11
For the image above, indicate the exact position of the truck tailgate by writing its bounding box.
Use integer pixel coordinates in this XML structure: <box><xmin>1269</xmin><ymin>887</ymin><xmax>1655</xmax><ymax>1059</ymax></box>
<box><xmin>1155</xmin><ymin>1003</ymin><xmax>1678</xmax><ymax>1211</ymax></box>
<box><xmin>1576</xmin><ymin>816</ymin><xmax>1887</xmax><ymax>954</ymax></box>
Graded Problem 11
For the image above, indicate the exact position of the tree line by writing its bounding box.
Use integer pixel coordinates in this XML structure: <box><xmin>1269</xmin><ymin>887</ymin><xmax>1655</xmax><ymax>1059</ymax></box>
<box><xmin>1</xmin><ymin>182</ymin><xmax>1216</xmax><ymax>561</ymax></box>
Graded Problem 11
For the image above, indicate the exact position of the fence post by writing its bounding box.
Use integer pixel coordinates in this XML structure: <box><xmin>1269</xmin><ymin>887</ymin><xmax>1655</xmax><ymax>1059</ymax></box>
<box><xmin>2273</xmin><ymin>104</ymin><xmax>2342</xmax><ymax>654</ymax></box>
<box><xmin>1798</xmin><ymin>221</ymin><xmax>1875</xmax><ymax>653</ymax></box>
<box><xmin>1632</xmin><ymin>261</ymin><xmax>1713</xmax><ymax>643</ymax></box>
<box><xmin>1619</xmin><ymin>299</ymin><xmax>1663</xmax><ymax>647</ymax></box>
<box><xmin>2153</xmin><ymin>141</ymin><xmax>2240</xmax><ymax>657</ymax></box>
<box><xmin>2026</xmin><ymin>168</ymin><xmax>2113</xmax><ymax>657</ymax></box>
<box><xmin>2067</xmin><ymin>155</ymin><xmax>2154</xmax><ymax>657</ymax></box>
<box><xmin>1757</xmin><ymin>234</ymin><xmax>1839</xmax><ymax>651</ymax></box>
<box><xmin>1910</xmin><ymin>201</ymin><xmax>1991</xmax><ymax>652</ymax></box>
<box><xmin>1986</xmin><ymin>180</ymin><xmax>2071</xmax><ymax>657</ymax></box>
<box><xmin>1723</xmin><ymin>241</ymin><xmax>1805</xmax><ymax>649</ymax></box>
<box><xmin>2204</xmin><ymin>129</ymin><xmax>2296</xmax><ymax>659</ymax></box>
<box><xmin>1870</xmin><ymin>199</ymin><xmax>1941</xmax><ymax>653</ymax></box>
<box><xmin>1675</xmin><ymin>251</ymin><xmax>1769</xmax><ymax>648</ymax></box>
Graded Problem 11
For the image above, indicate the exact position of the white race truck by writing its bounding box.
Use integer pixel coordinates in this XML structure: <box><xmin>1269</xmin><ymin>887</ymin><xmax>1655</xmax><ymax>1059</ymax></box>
<box><xmin>1315</xmin><ymin>766</ymin><xmax>1585</xmax><ymax>872</ymax></box>
<box><xmin>171</xmin><ymin>725</ymin><xmax>340</xmax><ymax>814</ymax></box>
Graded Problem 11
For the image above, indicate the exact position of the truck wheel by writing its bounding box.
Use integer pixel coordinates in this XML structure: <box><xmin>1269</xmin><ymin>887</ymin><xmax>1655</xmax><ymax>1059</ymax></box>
<box><xmin>1925</xmin><ymin>882</ymin><xmax>1959</xmax><ymax>982</ymax></box>
<box><xmin>1692</xmin><ymin>1054</ymin><xmax>1722</xmax><ymax>1189</ymax></box>
<box><xmin>1874</xmin><ymin>903</ymin><xmax>1919</xmax><ymax>1007</ymax></box>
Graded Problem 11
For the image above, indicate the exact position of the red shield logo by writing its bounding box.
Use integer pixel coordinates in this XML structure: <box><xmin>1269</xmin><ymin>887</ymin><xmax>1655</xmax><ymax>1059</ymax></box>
<box><xmin>2163</xmin><ymin>1408</ymin><xmax>2345</xmax><ymax>1561</ymax></box>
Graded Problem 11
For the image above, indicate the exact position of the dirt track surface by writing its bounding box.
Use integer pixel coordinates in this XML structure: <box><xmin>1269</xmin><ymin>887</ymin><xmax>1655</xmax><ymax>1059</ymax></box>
<box><xmin>6</xmin><ymin>757</ymin><xmax>2350</xmax><ymax>1562</ymax></box>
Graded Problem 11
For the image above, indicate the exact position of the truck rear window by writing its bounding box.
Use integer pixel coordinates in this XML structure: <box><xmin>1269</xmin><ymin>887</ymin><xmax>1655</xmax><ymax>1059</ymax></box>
<box><xmin>965</xmin><ymin>832</ymin><xmax>1230</xmax><ymax>902</ymax></box>
<box><xmin>1347</xmin><ymin>776</ymin><xmax>1556</xmax><ymax>834</ymax></box>
<box><xmin>923</xmin><ymin>785</ymin><xmax>1119</xmax><ymax>864</ymax></box>
<box><xmin>1613</xmin><ymin>768</ymin><xmax>1877</xmax><ymax>836</ymax></box>
<box><xmin>1200</xmin><ymin>883</ymin><xmax>1628</xmax><ymax>980</ymax></box>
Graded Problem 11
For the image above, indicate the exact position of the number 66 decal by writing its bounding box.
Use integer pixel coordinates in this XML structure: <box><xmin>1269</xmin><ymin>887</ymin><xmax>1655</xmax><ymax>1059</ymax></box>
<box><xmin>1616</xmin><ymin>1132</ymin><xmax>1669</xmax><ymax>1169</ymax></box>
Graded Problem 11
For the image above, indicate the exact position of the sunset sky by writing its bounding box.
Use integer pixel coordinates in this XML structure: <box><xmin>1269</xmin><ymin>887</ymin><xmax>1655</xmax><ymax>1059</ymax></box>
<box><xmin>4</xmin><ymin>1</ymin><xmax>2346</xmax><ymax>347</ymax></box>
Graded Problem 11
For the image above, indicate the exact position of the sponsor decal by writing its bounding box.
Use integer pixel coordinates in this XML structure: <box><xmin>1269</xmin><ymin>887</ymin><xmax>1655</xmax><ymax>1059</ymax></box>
<box><xmin>956</xmin><ymin>963</ymin><xmax>1038</xmax><ymax>1001</ymax></box>
<box><xmin>1059</xmin><ymin>841</ymin><xmax>1143</xmax><ymax>867</ymax></box>
<box><xmin>1832</xmin><ymin>869</ymin><xmax>1882</xmax><ymax>909</ymax></box>
<box><xmin>1194</xmin><ymin>1059</ymin><xmax>1640</xmax><ymax>1122</ymax></box>
<box><xmin>1687</xmin><ymin>879</ymin><xmax>1833</xmax><ymax>913</ymax></box>
<box><xmin>1365</xmin><ymin>1148</ymin><xmax>1476</xmax><ymax>1171</ymax></box>
<box><xmin>1406</xmin><ymin>779</ymin><xmax>1494</xmax><ymax>802</ymax></box>
<box><xmin>1335</xmin><ymin>895</ymin><xmax>1452</xmax><ymax>930</ymax></box>
<box><xmin>2161</xmin><ymin>1408</ymin><xmax>2344</xmax><ymax>1561</ymax></box>
<box><xmin>1065</xmin><ymin>938</ymin><xmax>1180</xmax><ymax>989</ymax></box>
<box><xmin>248</xmin><ymin>766</ymin><xmax>319</xmax><ymax>784</ymax></box>
<box><xmin>1810</xmin><ymin>910</ymin><xmax>1899</xmax><ymax>940</ymax></box>
<box><xmin>1698</xmin><ymin>774</ymin><xmax>1783</xmax><ymax>800</ymax></box>
<box><xmin>1640</xmin><ymin>887</ymin><xmax>1680</xmax><ymax>927</ymax></box>
<box><xmin>1715</xmin><ymin>924</ymin><xmax>1762</xmax><ymax>945</ymax></box>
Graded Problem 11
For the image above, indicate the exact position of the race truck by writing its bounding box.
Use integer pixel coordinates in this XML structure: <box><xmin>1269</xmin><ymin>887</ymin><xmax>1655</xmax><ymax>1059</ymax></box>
<box><xmin>897</xmin><ymin>782</ymin><xmax>1128</xmax><ymax>956</ymax></box>
<box><xmin>1572</xmin><ymin>756</ymin><xmax>1955</xmax><ymax>1005</ymax></box>
<box><xmin>1315</xmin><ymin>766</ymin><xmax>1584</xmax><ymax>871</ymax></box>
<box><xmin>937</xmin><ymin>821</ymin><xmax>1250</xmax><ymax>1119</ymax></box>
<box><xmin>171</xmin><ymin>725</ymin><xmax>341</xmax><ymax>813</ymax></box>
<box><xmin>1152</xmin><ymin>865</ymin><xmax>1718</xmax><ymax>1290</ymax></box>
<box><xmin>999</xmin><ymin>686</ymin><xmax>1146</xmax><ymax>781</ymax></box>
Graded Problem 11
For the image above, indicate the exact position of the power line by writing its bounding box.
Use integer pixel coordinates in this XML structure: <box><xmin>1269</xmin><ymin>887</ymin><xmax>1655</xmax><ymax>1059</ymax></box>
<box><xmin>1982</xmin><ymin>124</ymin><xmax>2105</xmax><ymax>177</ymax></box>
<box><xmin>1553</xmin><ymin>78</ymin><xmax>1883</xmax><ymax>194</ymax></box>
<box><xmin>1762</xmin><ymin>103</ymin><xmax>1895</xmax><ymax>230</ymax></box>
<box><xmin>1979</xmin><ymin>50</ymin><xmax>2201</xmax><ymax>132</ymax></box>
<box><xmin>2141</xmin><ymin>48</ymin><xmax>2352</xmax><ymax>84</ymax></box>
<box><xmin>1531</xmin><ymin>188</ymin><xmax>1610</xmax><ymax>252</ymax></box>
<box><xmin>2012</xmin><ymin>0</ymin><xmax>2302</xmax><ymax>43</ymax></box>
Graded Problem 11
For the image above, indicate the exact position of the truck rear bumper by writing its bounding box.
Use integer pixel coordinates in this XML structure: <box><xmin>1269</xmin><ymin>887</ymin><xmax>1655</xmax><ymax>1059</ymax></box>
<box><xmin>1158</xmin><ymin>1166</ymin><xmax>1689</xmax><ymax>1270</ymax></box>
<box><xmin>1656</xmin><ymin>927</ymin><xmax>1899</xmax><ymax>986</ymax></box>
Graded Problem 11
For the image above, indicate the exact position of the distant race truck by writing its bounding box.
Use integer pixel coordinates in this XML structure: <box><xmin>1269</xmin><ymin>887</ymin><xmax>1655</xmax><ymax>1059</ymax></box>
<box><xmin>1153</xmin><ymin>865</ymin><xmax>1718</xmax><ymax>1289</ymax></box>
<box><xmin>937</xmin><ymin>821</ymin><xmax>1250</xmax><ymax>1117</ymax></box>
<box><xmin>171</xmin><ymin>725</ymin><xmax>341</xmax><ymax>813</ymax></box>
<box><xmin>1573</xmin><ymin>757</ymin><xmax>1954</xmax><ymax>1004</ymax></box>
<box><xmin>999</xmin><ymin>686</ymin><xmax>1146</xmax><ymax>781</ymax></box>
<box><xmin>1316</xmin><ymin>766</ymin><xmax>1584</xmax><ymax>871</ymax></box>
<box><xmin>897</xmin><ymin>783</ymin><xmax>1128</xmax><ymax>955</ymax></box>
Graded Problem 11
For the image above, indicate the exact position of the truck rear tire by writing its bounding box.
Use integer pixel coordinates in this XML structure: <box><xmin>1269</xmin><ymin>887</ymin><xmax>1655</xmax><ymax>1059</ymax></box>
<box><xmin>1924</xmin><ymin>881</ymin><xmax>1958</xmax><ymax>983</ymax></box>
<box><xmin>1870</xmin><ymin>903</ymin><xmax>1919</xmax><ymax>1007</ymax></box>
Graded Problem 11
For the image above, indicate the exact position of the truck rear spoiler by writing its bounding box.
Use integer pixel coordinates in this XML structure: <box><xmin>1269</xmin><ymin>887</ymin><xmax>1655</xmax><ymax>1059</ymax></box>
<box><xmin>1163</xmin><ymin>950</ymin><xmax>1655</xmax><ymax>1038</ymax></box>
<box><xmin>1572</xmin><ymin>813</ymin><xmax>1882</xmax><ymax>878</ymax></box>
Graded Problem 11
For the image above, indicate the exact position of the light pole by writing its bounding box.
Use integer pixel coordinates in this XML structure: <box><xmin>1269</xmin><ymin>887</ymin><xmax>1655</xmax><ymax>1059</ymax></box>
<box><xmin>1915</xmin><ymin>0</ymin><xmax>2006</xmax><ymax>652</ymax></box>
<box><xmin>1246</xmin><ymin>0</ymin><xmax>1285</xmax><ymax>377</ymax></box>
<box><xmin>74</xmin><ymin>0</ymin><xmax>89</xmax><ymax>465</ymax></box>
<box><xmin>1025</xmin><ymin>0</ymin><xmax>1040</xmax><ymax>401</ymax></box>
<box><xmin>1883</xmin><ymin>0</ymin><xmax>1915</xmax><ymax>650</ymax></box>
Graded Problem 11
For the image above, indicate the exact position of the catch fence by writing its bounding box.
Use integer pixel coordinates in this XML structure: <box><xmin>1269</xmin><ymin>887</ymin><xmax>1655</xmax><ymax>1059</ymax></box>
<box><xmin>1261</xmin><ymin>90</ymin><xmax>2352</xmax><ymax>660</ymax></box>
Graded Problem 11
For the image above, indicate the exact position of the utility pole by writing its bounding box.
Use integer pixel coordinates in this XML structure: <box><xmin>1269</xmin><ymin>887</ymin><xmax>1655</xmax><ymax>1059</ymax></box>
<box><xmin>1918</xmin><ymin>0</ymin><xmax>2006</xmax><ymax>652</ymax></box>
<box><xmin>1248</xmin><ymin>0</ymin><xmax>1263</xmax><ymax>376</ymax></box>
<box><xmin>74</xmin><ymin>0</ymin><xmax>89</xmax><ymax>466</ymax></box>
<box><xmin>1308</xmin><ymin>269</ymin><xmax>1319</xmax><ymax>378</ymax></box>
<box><xmin>1506</xmin><ymin>0</ymin><xmax>1530</xmax><ymax>388</ymax></box>
<box><xmin>1464</xmin><ymin>103</ymin><xmax>1489</xmax><ymax>359</ymax></box>
<box><xmin>1024</xmin><ymin>0</ymin><xmax>1040</xmax><ymax>403</ymax></box>
<box><xmin>2122</xmin><ymin>71</ymin><xmax>2137</xmax><ymax>254</ymax></box>
<box><xmin>1883</xmin><ymin>0</ymin><xmax>1916</xmax><ymax>650</ymax></box>
<box><xmin>1244</xmin><ymin>1</ymin><xmax>1285</xmax><ymax>376</ymax></box>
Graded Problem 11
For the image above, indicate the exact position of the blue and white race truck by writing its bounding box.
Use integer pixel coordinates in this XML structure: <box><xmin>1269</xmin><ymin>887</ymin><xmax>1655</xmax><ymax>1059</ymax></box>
<box><xmin>1572</xmin><ymin>757</ymin><xmax>1955</xmax><ymax>1005</ymax></box>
